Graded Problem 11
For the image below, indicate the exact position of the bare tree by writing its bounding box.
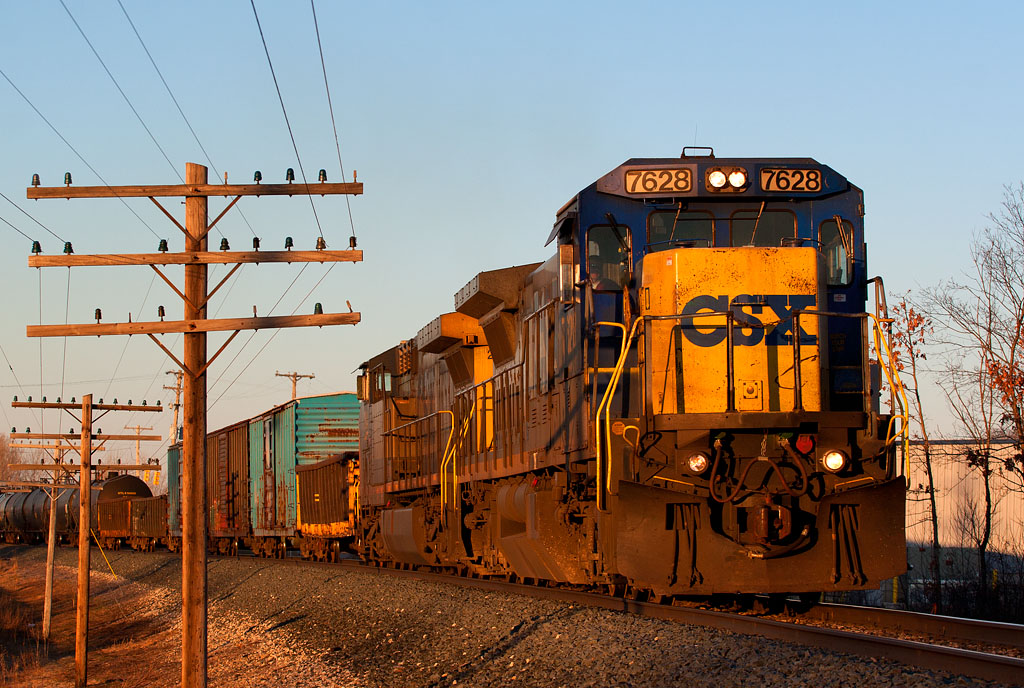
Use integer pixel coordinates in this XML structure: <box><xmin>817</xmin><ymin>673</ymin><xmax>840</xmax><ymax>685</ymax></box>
<box><xmin>0</xmin><ymin>432</ymin><xmax>17</xmax><ymax>482</ymax></box>
<box><xmin>925</xmin><ymin>183</ymin><xmax>1024</xmax><ymax>610</ymax></box>
<box><xmin>891</xmin><ymin>294</ymin><xmax>943</xmax><ymax>612</ymax></box>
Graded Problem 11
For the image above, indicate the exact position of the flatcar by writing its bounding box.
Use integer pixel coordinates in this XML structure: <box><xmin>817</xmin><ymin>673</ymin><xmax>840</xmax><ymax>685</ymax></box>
<box><xmin>356</xmin><ymin>150</ymin><xmax>908</xmax><ymax>598</ymax></box>
<box><xmin>166</xmin><ymin>392</ymin><xmax>359</xmax><ymax>558</ymax></box>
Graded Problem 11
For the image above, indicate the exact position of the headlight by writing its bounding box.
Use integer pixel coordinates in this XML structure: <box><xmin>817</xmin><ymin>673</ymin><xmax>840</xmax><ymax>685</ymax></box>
<box><xmin>728</xmin><ymin>170</ymin><xmax>747</xmax><ymax>188</ymax></box>
<box><xmin>821</xmin><ymin>450</ymin><xmax>848</xmax><ymax>473</ymax></box>
<box><xmin>687</xmin><ymin>451</ymin><xmax>710</xmax><ymax>474</ymax></box>
<box><xmin>708</xmin><ymin>170</ymin><xmax>727</xmax><ymax>188</ymax></box>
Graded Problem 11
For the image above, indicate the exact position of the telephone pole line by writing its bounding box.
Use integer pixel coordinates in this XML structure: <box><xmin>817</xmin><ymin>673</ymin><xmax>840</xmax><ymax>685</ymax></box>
<box><xmin>25</xmin><ymin>163</ymin><xmax>363</xmax><ymax>688</ymax></box>
<box><xmin>275</xmin><ymin>370</ymin><xmax>315</xmax><ymax>399</ymax></box>
<box><xmin>9</xmin><ymin>397</ymin><xmax>160</xmax><ymax>687</ymax></box>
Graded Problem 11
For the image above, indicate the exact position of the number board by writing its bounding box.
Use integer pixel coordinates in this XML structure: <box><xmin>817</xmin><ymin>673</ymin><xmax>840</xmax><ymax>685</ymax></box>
<box><xmin>623</xmin><ymin>167</ymin><xmax>693</xmax><ymax>195</ymax></box>
<box><xmin>760</xmin><ymin>168</ymin><xmax>822</xmax><ymax>193</ymax></box>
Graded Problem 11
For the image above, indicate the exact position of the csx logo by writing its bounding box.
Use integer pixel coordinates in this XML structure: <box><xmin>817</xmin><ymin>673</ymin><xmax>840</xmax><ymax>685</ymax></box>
<box><xmin>680</xmin><ymin>294</ymin><xmax>817</xmax><ymax>347</ymax></box>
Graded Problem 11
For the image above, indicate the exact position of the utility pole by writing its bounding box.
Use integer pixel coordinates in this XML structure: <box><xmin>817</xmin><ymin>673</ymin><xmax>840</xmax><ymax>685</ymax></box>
<box><xmin>275</xmin><ymin>370</ymin><xmax>315</xmax><ymax>399</ymax></box>
<box><xmin>6</xmin><ymin>438</ymin><xmax>67</xmax><ymax>643</ymax></box>
<box><xmin>25</xmin><ymin>163</ymin><xmax>363</xmax><ymax>688</ymax></box>
<box><xmin>125</xmin><ymin>424</ymin><xmax>154</xmax><ymax>462</ymax></box>
<box><xmin>75</xmin><ymin>396</ymin><xmax>92</xmax><ymax>688</ymax></box>
<box><xmin>164</xmin><ymin>370</ymin><xmax>183</xmax><ymax>443</ymax></box>
<box><xmin>9</xmin><ymin>398</ymin><xmax>160</xmax><ymax>687</ymax></box>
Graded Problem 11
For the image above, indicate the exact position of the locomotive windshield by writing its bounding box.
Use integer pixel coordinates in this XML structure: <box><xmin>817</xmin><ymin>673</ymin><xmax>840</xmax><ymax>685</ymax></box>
<box><xmin>729</xmin><ymin>209</ymin><xmax>796</xmax><ymax>247</ymax></box>
<box><xmin>647</xmin><ymin>209</ymin><xmax>714</xmax><ymax>249</ymax></box>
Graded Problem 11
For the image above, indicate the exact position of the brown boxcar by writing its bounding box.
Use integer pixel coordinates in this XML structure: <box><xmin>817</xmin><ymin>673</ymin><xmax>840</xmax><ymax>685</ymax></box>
<box><xmin>129</xmin><ymin>495</ymin><xmax>168</xmax><ymax>551</ymax></box>
<box><xmin>205</xmin><ymin>419</ymin><xmax>250</xmax><ymax>555</ymax></box>
<box><xmin>96</xmin><ymin>498</ymin><xmax>132</xmax><ymax>549</ymax></box>
<box><xmin>296</xmin><ymin>451</ymin><xmax>358</xmax><ymax>560</ymax></box>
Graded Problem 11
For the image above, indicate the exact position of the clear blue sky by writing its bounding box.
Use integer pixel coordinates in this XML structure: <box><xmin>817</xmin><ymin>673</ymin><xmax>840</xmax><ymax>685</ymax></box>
<box><xmin>1</xmin><ymin>1</ymin><xmax>1021</xmax><ymax>460</ymax></box>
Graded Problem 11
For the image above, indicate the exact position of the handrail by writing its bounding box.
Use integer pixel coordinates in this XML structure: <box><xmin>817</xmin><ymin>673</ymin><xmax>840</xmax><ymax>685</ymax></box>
<box><xmin>596</xmin><ymin>304</ymin><xmax>910</xmax><ymax>506</ymax></box>
<box><xmin>793</xmin><ymin>309</ymin><xmax>909</xmax><ymax>460</ymax></box>
<box><xmin>384</xmin><ymin>409</ymin><xmax>450</xmax><ymax>437</ymax></box>
<box><xmin>594</xmin><ymin>319</ymin><xmax>641</xmax><ymax>511</ymax></box>
<box><xmin>867</xmin><ymin>312</ymin><xmax>910</xmax><ymax>473</ymax></box>
<box><xmin>440</xmin><ymin>401</ymin><xmax>476</xmax><ymax>527</ymax></box>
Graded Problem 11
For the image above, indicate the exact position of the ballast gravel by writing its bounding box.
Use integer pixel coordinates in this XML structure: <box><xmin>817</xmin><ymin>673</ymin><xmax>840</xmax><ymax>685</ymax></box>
<box><xmin>3</xmin><ymin>546</ymin><xmax>1014</xmax><ymax>688</ymax></box>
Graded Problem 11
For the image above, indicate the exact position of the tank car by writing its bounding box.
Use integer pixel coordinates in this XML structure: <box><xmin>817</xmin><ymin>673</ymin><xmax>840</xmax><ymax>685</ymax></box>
<box><xmin>1</xmin><ymin>473</ymin><xmax>152</xmax><ymax>545</ymax></box>
<box><xmin>356</xmin><ymin>150</ymin><xmax>908</xmax><ymax>598</ymax></box>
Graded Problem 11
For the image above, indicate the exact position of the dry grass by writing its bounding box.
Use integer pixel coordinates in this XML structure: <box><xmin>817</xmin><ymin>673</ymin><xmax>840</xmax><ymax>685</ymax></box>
<box><xmin>0</xmin><ymin>555</ymin><xmax>361</xmax><ymax>687</ymax></box>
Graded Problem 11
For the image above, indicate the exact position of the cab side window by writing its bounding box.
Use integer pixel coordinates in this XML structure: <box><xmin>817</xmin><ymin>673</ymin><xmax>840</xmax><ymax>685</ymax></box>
<box><xmin>587</xmin><ymin>225</ymin><xmax>632</xmax><ymax>291</ymax></box>
<box><xmin>819</xmin><ymin>218</ymin><xmax>853</xmax><ymax>286</ymax></box>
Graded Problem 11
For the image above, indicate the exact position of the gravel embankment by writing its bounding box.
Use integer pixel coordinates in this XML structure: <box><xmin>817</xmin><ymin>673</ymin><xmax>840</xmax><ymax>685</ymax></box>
<box><xmin>2</xmin><ymin>545</ymin><xmax>1015</xmax><ymax>688</ymax></box>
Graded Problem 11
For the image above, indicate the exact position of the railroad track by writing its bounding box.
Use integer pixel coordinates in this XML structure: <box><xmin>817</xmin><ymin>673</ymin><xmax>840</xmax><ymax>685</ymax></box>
<box><xmin>227</xmin><ymin>551</ymin><xmax>1024</xmax><ymax>686</ymax></box>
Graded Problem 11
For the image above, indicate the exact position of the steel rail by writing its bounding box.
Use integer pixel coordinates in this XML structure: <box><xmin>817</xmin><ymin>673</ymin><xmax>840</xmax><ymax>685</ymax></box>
<box><xmin>10</xmin><ymin>542</ymin><xmax>1020</xmax><ymax>686</ymax></box>
<box><xmin>807</xmin><ymin>602</ymin><xmax>1024</xmax><ymax>650</ymax></box>
<box><xmin>317</xmin><ymin>558</ymin><xmax>1024</xmax><ymax>686</ymax></box>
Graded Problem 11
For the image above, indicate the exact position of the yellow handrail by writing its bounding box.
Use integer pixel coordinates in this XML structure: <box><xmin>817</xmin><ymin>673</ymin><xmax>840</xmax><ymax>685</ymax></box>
<box><xmin>867</xmin><ymin>312</ymin><xmax>910</xmax><ymax>473</ymax></box>
<box><xmin>435</xmin><ymin>410</ymin><xmax>455</xmax><ymax>523</ymax></box>
<box><xmin>594</xmin><ymin>318</ymin><xmax>643</xmax><ymax>511</ymax></box>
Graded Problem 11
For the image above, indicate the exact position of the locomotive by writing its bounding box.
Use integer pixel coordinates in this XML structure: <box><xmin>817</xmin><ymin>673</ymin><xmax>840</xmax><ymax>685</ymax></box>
<box><xmin>356</xmin><ymin>150</ymin><xmax>908</xmax><ymax>597</ymax></box>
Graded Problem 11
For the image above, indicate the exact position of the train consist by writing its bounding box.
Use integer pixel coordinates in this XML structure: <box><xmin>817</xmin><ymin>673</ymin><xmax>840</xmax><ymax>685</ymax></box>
<box><xmin>0</xmin><ymin>150</ymin><xmax>908</xmax><ymax>601</ymax></box>
<box><xmin>356</xmin><ymin>151</ymin><xmax>908</xmax><ymax>597</ymax></box>
<box><xmin>164</xmin><ymin>392</ymin><xmax>360</xmax><ymax>559</ymax></box>
<box><xmin>0</xmin><ymin>473</ymin><xmax>153</xmax><ymax>545</ymax></box>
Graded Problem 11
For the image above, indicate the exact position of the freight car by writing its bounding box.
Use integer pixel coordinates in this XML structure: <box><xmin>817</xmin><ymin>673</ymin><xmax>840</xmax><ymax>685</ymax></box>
<box><xmin>166</xmin><ymin>392</ymin><xmax>359</xmax><ymax>558</ymax></box>
<box><xmin>0</xmin><ymin>473</ymin><xmax>152</xmax><ymax>545</ymax></box>
<box><xmin>96</xmin><ymin>494</ymin><xmax>168</xmax><ymax>551</ymax></box>
<box><xmin>356</xmin><ymin>150</ymin><xmax>908</xmax><ymax>599</ymax></box>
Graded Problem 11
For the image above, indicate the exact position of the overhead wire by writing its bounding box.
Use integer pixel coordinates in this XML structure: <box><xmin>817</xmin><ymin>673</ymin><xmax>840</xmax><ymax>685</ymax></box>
<box><xmin>116</xmin><ymin>0</ymin><xmax>258</xmax><ymax>238</ymax></box>
<box><xmin>60</xmin><ymin>269</ymin><xmax>71</xmax><ymax>400</ymax></box>
<box><xmin>210</xmin><ymin>263</ymin><xmax>339</xmax><ymax>410</ymax></box>
<box><xmin>250</xmin><ymin>0</ymin><xmax>326</xmax><ymax>240</ymax></box>
<box><xmin>0</xmin><ymin>214</ymin><xmax>35</xmax><ymax>243</ymax></box>
<box><xmin>102</xmin><ymin>273</ymin><xmax>157</xmax><ymax>400</ymax></box>
<box><xmin>0</xmin><ymin>342</ymin><xmax>41</xmax><ymax>428</ymax></box>
<box><xmin>208</xmin><ymin>2</ymin><xmax>359</xmax><ymax>406</ymax></box>
<box><xmin>0</xmin><ymin>191</ymin><xmax>65</xmax><ymax>243</ymax></box>
<box><xmin>0</xmin><ymin>67</ymin><xmax>161</xmax><ymax>239</ymax></box>
<box><xmin>311</xmin><ymin>0</ymin><xmax>356</xmax><ymax>238</ymax></box>
<box><xmin>59</xmin><ymin>0</ymin><xmax>183</xmax><ymax>183</ymax></box>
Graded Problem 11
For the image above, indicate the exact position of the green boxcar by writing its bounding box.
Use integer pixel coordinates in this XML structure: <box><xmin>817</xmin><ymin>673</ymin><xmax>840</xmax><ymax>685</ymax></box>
<box><xmin>248</xmin><ymin>393</ymin><xmax>358</xmax><ymax>551</ymax></box>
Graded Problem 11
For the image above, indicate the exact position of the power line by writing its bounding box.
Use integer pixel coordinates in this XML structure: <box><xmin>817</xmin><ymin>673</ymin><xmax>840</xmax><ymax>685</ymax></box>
<box><xmin>211</xmin><ymin>263</ymin><xmax>339</xmax><ymax>410</ymax></box>
<box><xmin>250</xmin><ymin>0</ymin><xmax>326</xmax><ymax>239</ymax></box>
<box><xmin>0</xmin><ymin>341</ymin><xmax>41</xmax><ymax>428</ymax></box>
<box><xmin>0</xmin><ymin>66</ymin><xmax>161</xmax><ymax>239</ymax></box>
<box><xmin>0</xmin><ymin>190</ymin><xmax>65</xmax><ymax>243</ymax></box>
<box><xmin>116</xmin><ymin>0</ymin><xmax>258</xmax><ymax>239</ymax></box>
<box><xmin>0</xmin><ymin>213</ymin><xmax>35</xmax><ymax>243</ymax></box>
<box><xmin>60</xmin><ymin>0</ymin><xmax>183</xmax><ymax>183</ymax></box>
<box><xmin>60</xmin><ymin>268</ymin><xmax>72</xmax><ymax>399</ymax></box>
<box><xmin>311</xmin><ymin>0</ymin><xmax>356</xmax><ymax>239</ymax></box>
<box><xmin>103</xmin><ymin>273</ymin><xmax>157</xmax><ymax>399</ymax></box>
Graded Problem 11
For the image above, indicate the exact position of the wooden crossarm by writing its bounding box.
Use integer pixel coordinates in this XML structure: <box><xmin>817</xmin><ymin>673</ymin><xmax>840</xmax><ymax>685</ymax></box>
<box><xmin>27</xmin><ymin>181</ymin><xmax>362</xmax><ymax>199</ymax></box>
<box><xmin>29</xmin><ymin>250</ymin><xmax>362</xmax><ymax>268</ymax></box>
<box><xmin>27</xmin><ymin>312</ymin><xmax>360</xmax><ymax>337</ymax></box>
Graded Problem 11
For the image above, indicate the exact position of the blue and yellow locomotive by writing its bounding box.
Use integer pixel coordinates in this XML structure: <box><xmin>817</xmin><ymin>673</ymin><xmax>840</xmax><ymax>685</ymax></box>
<box><xmin>358</xmin><ymin>149</ymin><xmax>907</xmax><ymax>597</ymax></box>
